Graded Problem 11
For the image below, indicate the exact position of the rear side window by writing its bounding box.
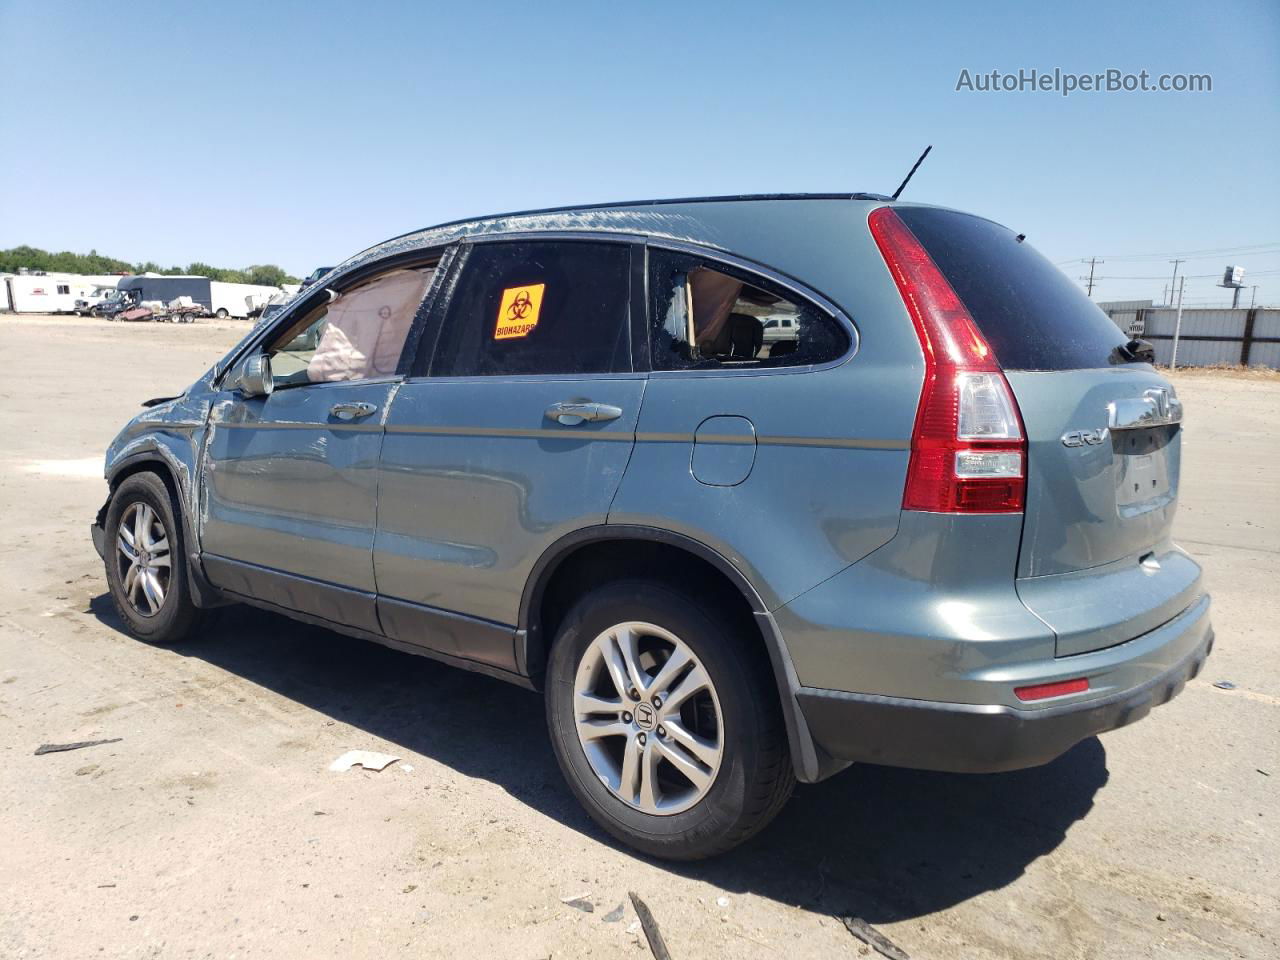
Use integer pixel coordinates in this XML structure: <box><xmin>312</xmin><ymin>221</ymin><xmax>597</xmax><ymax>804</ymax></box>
<box><xmin>894</xmin><ymin>207</ymin><xmax>1129</xmax><ymax>371</ymax></box>
<box><xmin>649</xmin><ymin>249</ymin><xmax>849</xmax><ymax>371</ymax></box>
<box><xmin>430</xmin><ymin>241</ymin><xmax>631</xmax><ymax>377</ymax></box>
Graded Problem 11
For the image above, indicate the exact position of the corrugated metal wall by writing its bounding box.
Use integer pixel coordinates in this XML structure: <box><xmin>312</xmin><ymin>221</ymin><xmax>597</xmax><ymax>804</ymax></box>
<box><xmin>1251</xmin><ymin>310</ymin><xmax>1280</xmax><ymax>368</ymax></box>
<box><xmin>1104</xmin><ymin>306</ymin><xmax>1279</xmax><ymax>368</ymax></box>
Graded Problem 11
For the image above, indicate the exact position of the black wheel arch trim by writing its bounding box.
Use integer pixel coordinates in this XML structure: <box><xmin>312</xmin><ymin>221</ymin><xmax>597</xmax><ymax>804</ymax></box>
<box><xmin>516</xmin><ymin>523</ymin><xmax>846</xmax><ymax>784</ymax></box>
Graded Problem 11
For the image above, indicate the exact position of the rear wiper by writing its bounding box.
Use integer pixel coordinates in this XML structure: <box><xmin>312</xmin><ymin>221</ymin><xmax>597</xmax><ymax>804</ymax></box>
<box><xmin>1111</xmin><ymin>338</ymin><xmax>1155</xmax><ymax>365</ymax></box>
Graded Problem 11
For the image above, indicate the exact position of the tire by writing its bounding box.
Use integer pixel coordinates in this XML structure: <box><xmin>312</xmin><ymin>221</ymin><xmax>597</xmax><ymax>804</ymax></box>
<box><xmin>546</xmin><ymin>580</ymin><xmax>794</xmax><ymax>860</ymax></box>
<box><xmin>215</xmin><ymin>308</ymin><xmax>229</xmax><ymax>319</ymax></box>
<box><xmin>103</xmin><ymin>472</ymin><xmax>200</xmax><ymax>645</ymax></box>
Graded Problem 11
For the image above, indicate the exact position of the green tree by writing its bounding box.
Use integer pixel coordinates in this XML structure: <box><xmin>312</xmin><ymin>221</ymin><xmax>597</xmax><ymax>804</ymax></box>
<box><xmin>1</xmin><ymin>246</ymin><xmax>297</xmax><ymax>286</ymax></box>
<box><xmin>245</xmin><ymin>264</ymin><xmax>294</xmax><ymax>287</ymax></box>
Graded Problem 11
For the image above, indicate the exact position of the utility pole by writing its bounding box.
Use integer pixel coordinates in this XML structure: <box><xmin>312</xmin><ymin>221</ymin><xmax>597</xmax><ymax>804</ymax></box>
<box><xmin>1082</xmin><ymin>257</ymin><xmax>1104</xmax><ymax>297</ymax></box>
<box><xmin>1170</xmin><ymin>276</ymin><xmax>1187</xmax><ymax>371</ymax></box>
<box><xmin>1167</xmin><ymin>259</ymin><xmax>1185</xmax><ymax>307</ymax></box>
<box><xmin>1249</xmin><ymin>285</ymin><xmax>1258</xmax><ymax>309</ymax></box>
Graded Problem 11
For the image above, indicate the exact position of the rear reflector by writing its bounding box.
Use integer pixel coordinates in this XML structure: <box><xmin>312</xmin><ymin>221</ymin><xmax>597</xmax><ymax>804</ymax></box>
<box><xmin>868</xmin><ymin>207</ymin><xmax>1027</xmax><ymax>513</ymax></box>
<box><xmin>1015</xmin><ymin>678</ymin><xmax>1089</xmax><ymax>702</ymax></box>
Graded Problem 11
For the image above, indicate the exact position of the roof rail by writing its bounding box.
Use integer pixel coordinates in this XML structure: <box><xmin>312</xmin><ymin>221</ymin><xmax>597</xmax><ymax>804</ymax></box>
<box><xmin>395</xmin><ymin>192</ymin><xmax>896</xmax><ymax>241</ymax></box>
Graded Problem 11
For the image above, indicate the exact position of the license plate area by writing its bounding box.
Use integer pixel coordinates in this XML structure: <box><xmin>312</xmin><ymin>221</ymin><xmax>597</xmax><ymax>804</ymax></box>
<box><xmin>1113</xmin><ymin>426</ymin><xmax>1173</xmax><ymax>512</ymax></box>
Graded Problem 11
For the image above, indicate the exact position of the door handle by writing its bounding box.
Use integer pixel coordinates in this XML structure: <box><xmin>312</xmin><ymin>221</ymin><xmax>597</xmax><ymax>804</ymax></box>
<box><xmin>330</xmin><ymin>401</ymin><xmax>378</xmax><ymax>421</ymax></box>
<box><xmin>544</xmin><ymin>401</ymin><xmax>623</xmax><ymax>426</ymax></box>
<box><xmin>1108</xmin><ymin>389</ymin><xmax>1182</xmax><ymax>430</ymax></box>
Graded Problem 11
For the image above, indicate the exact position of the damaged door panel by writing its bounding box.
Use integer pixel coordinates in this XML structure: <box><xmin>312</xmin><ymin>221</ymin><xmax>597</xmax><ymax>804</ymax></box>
<box><xmin>200</xmin><ymin>380</ymin><xmax>398</xmax><ymax>633</ymax></box>
<box><xmin>196</xmin><ymin>261</ymin><xmax>441</xmax><ymax>633</ymax></box>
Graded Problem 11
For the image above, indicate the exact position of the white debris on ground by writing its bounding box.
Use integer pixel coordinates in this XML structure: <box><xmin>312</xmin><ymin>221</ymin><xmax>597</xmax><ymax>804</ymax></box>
<box><xmin>20</xmin><ymin>458</ymin><xmax>103</xmax><ymax>478</ymax></box>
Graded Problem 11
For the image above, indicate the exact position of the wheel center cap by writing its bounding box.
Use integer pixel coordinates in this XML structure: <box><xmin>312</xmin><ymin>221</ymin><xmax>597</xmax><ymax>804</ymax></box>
<box><xmin>633</xmin><ymin>701</ymin><xmax>656</xmax><ymax>731</ymax></box>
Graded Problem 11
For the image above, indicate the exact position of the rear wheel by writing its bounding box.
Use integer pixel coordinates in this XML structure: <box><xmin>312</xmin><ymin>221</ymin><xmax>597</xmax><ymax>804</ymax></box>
<box><xmin>546</xmin><ymin>580</ymin><xmax>794</xmax><ymax>860</ymax></box>
<box><xmin>215</xmin><ymin>308</ymin><xmax>229</xmax><ymax>319</ymax></box>
<box><xmin>103</xmin><ymin>472</ymin><xmax>200</xmax><ymax>645</ymax></box>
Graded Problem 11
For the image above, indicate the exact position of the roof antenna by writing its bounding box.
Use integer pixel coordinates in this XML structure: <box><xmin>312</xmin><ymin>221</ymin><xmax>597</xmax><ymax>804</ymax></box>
<box><xmin>891</xmin><ymin>145</ymin><xmax>933</xmax><ymax>201</ymax></box>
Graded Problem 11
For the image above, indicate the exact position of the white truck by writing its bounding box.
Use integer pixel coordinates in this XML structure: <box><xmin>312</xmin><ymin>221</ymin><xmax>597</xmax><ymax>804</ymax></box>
<box><xmin>210</xmin><ymin>281</ymin><xmax>283</xmax><ymax>319</ymax></box>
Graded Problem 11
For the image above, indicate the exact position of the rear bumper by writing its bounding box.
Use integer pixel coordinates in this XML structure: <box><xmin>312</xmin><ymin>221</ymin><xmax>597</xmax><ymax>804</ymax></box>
<box><xmin>798</xmin><ymin>609</ymin><xmax>1214</xmax><ymax>774</ymax></box>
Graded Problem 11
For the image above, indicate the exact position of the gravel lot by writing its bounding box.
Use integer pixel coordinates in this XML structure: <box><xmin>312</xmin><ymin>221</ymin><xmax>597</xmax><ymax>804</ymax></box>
<box><xmin>1</xmin><ymin>313</ymin><xmax>1276</xmax><ymax>959</ymax></box>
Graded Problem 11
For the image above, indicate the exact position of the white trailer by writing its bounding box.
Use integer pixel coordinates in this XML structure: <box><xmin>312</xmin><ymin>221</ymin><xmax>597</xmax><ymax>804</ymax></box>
<box><xmin>3</xmin><ymin>273</ymin><xmax>121</xmax><ymax>313</ymax></box>
<box><xmin>209</xmin><ymin>281</ymin><xmax>285</xmax><ymax>319</ymax></box>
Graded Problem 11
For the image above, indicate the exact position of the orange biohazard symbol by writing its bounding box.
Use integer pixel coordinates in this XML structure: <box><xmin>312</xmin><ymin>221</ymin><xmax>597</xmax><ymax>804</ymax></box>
<box><xmin>494</xmin><ymin>283</ymin><xmax>545</xmax><ymax>339</ymax></box>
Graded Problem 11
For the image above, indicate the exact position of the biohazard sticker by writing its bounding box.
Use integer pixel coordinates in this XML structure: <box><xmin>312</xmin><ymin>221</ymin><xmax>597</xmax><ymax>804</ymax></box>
<box><xmin>494</xmin><ymin>283</ymin><xmax>545</xmax><ymax>340</ymax></box>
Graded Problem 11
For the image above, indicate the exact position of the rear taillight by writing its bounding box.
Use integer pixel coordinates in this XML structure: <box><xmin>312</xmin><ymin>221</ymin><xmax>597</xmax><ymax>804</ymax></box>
<box><xmin>869</xmin><ymin>207</ymin><xmax>1027</xmax><ymax>513</ymax></box>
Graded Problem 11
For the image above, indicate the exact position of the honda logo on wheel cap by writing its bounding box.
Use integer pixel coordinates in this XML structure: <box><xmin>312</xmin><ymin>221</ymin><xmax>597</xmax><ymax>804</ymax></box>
<box><xmin>633</xmin><ymin>702</ymin><xmax>656</xmax><ymax>730</ymax></box>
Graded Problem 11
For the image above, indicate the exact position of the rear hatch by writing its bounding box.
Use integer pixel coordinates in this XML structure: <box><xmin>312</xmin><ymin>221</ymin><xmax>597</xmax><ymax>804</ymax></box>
<box><xmin>896</xmin><ymin>206</ymin><xmax>1203</xmax><ymax>656</ymax></box>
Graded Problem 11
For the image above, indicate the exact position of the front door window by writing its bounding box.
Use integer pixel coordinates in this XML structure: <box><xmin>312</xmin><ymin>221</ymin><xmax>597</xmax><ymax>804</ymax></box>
<box><xmin>269</xmin><ymin>266</ymin><xmax>436</xmax><ymax>387</ymax></box>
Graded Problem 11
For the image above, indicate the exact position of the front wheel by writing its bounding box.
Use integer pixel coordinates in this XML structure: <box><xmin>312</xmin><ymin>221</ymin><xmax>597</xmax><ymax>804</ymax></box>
<box><xmin>546</xmin><ymin>581</ymin><xmax>794</xmax><ymax>860</ymax></box>
<box><xmin>103</xmin><ymin>472</ymin><xmax>200</xmax><ymax>644</ymax></box>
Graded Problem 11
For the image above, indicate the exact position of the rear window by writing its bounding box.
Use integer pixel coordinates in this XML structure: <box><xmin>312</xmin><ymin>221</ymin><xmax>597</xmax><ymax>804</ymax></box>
<box><xmin>648</xmin><ymin>249</ymin><xmax>849</xmax><ymax>371</ymax></box>
<box><xmin>894</xmin><ymin>207</ymin><xmax>1129</xmax><ymax>371</ymax></box>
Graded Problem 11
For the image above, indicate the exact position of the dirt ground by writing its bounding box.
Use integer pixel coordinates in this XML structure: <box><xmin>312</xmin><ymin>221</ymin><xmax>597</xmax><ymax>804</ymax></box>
<box><xmin>1</xmin><ymin>313</ymin><xmax>1276</xmax><ymax>960</ymax></box>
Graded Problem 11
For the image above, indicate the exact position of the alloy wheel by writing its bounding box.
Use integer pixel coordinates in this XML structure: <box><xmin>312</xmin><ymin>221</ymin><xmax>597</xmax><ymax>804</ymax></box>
<box><xmin>116</xmin><ymin>502</ymin><xmax>172</xmax><ymax>617</ymax></box>
<box><xmin>574</xmin><ymin>621</ymin><xmax>724</xmax><ymax>815</ymax></box>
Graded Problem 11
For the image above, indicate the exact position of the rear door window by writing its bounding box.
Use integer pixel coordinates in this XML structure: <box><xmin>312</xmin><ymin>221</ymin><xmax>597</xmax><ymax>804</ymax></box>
<box><xmin>894</xmin><ymin>207</ymin><xmax>1129</xmax><ymax>371</ymax></box>
<box><xmin>648</xmin><ymin>249</ymin><xmax>849</xmax><ymax>371</ymax></box>
<box><xmin>429</xmin><ymin>240</ymin><xmax>631</xmax><ymax>377</ymax></box>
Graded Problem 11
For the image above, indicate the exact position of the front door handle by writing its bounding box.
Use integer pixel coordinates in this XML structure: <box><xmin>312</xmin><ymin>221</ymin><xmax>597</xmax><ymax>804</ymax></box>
<box><xmin>330</xmin><ymin>401</ymin><xmax>378</xmax><ymax>421</ymax></box>
<box><xmin>545</xmin><ymin>401</ymin><xmax>623</xmax><ymax>426</ymax></box>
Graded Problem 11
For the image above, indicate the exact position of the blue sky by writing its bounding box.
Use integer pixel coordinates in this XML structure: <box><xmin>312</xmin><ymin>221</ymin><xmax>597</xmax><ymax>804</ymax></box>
<box><xmin>2</xmin><ymin>0</ymin><xmax>1277</xmax><ymax>305</ymax></box>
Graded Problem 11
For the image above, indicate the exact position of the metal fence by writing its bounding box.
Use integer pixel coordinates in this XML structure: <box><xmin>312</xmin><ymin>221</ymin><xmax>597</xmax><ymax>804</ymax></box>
<box><xmin>1103</xmin><ymin>306</ymin><xmax>1280</xmax><ymax>368</ymax></box>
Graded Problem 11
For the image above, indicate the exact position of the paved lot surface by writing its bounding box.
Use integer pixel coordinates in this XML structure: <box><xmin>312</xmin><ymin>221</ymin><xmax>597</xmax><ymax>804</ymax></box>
<box><xmin>1</xmin><ymin>314</ymin><xmax>1276</xmax><ymax>959</ymax></box>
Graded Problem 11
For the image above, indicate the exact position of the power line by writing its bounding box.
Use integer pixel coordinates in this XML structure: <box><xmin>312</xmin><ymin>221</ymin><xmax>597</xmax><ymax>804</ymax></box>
<box><xmin>1089</xmin><ymin>268</ymin><xmax>1280</xmax><ymax>280</ymax></box>
<box><xmin>1098</xmin><ymin>242</ymin><xmax>1280</xmax><ymax>261</ymax></box>
<box><xmin>1054</xmin><ymin>243</ymin><xmax>1280</xmax><ymax>266</ymax></box>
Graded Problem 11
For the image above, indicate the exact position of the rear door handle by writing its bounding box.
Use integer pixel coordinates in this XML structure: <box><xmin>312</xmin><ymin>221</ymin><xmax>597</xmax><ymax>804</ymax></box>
<box><xmin>545</xmin><ymin>401</ymin><xmax>623</xmax><ymax>426</ymax></box>
<box><xmin>1108</xmin><ymin>389</ymin><xmax>1182</xmax><ymax>430</ymax></box>
<box><xmin>330</xmin><ymin>401</ymin><xmax>378</xmax><ymax>421</ymax></box>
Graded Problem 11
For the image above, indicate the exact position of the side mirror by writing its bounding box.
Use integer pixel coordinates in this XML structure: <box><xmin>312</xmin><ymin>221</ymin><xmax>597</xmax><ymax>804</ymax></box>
<box><xmin>232</xmin><ymin>353</ymin><xmax>274</xmax><ymax>398</ymax></box>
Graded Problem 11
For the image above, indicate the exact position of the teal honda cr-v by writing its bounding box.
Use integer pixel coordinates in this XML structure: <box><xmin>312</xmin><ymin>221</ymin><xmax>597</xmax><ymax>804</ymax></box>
<box><xmin>93</xmin><ymin>194</ymin><xmax>1213</xmax><ymax>859</ymax></box>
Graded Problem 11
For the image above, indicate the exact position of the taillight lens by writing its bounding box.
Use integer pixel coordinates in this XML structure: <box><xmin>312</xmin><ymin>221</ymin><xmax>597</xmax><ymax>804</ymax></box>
<box><xmin>869</xmin><ymin>207</ymin><xmax>1027</xmax><ymax>513</ymax></box>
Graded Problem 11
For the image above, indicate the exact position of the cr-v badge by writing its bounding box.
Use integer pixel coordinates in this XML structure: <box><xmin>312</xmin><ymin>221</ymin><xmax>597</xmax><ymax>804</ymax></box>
<box><xmin>1061</xmin><ymin>427</ymin><xmax>1107</xmax><ymax>447</ymax></box>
